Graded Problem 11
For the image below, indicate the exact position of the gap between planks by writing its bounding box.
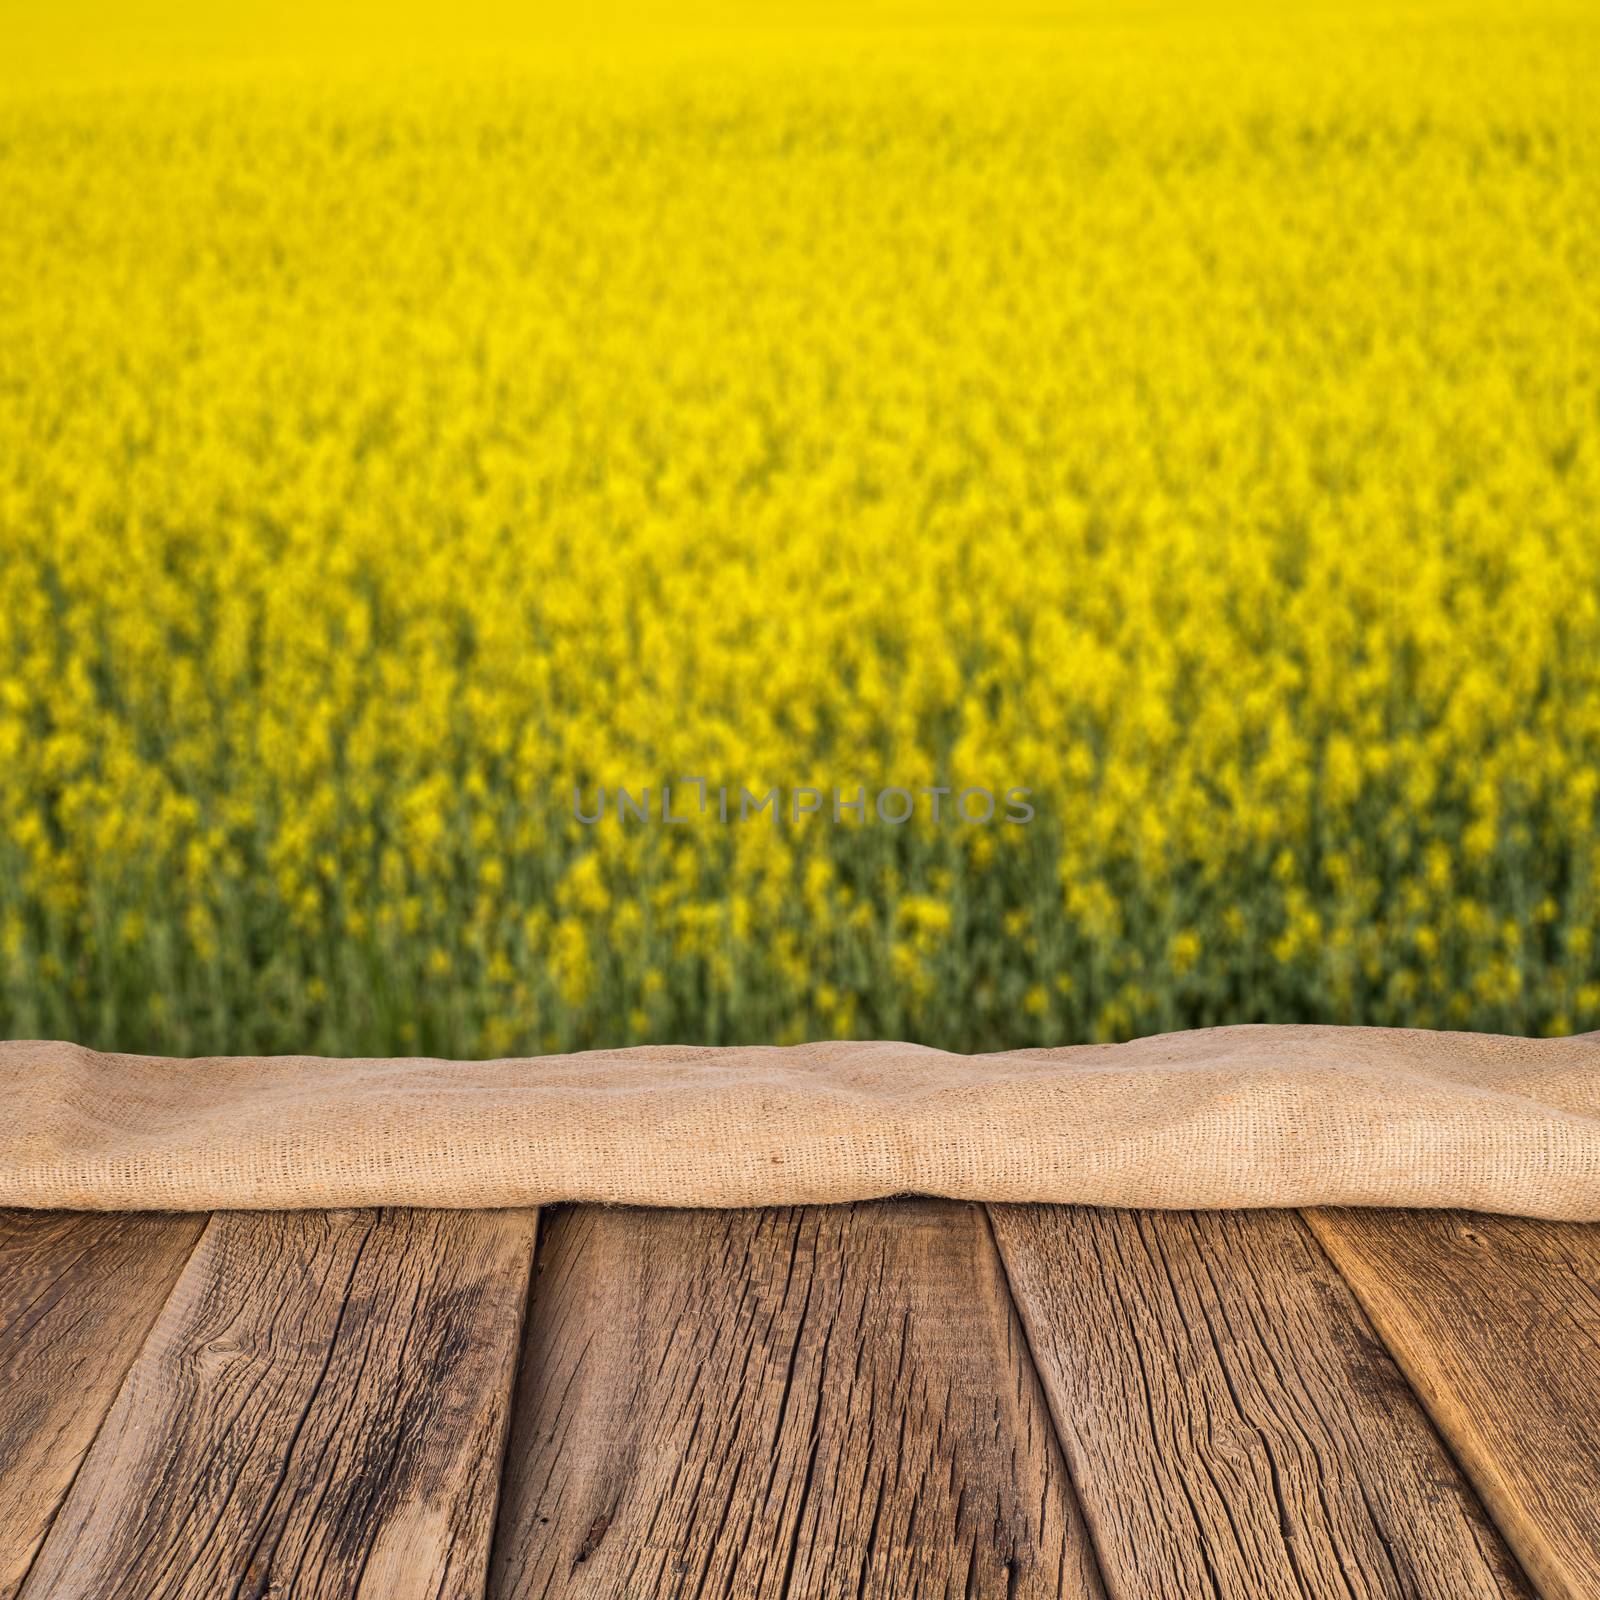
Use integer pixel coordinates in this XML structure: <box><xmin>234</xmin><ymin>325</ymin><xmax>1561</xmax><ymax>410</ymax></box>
<box><xmin>4</xmin><ymin>1202</ymin><xmax>1598</xmax><ymax>1600</ymax></box>
<box><xmin>1305</xmin><ymin>1207</ymin><xmax>1600</xmax><ymax>1600</ymax></box>
<box><xmin>0</xmin><ymin>1210</ymin><xmax>210</xmax><ymax>1600</ymax></box>
<box><xmin>13</xmin><ymin>1206</ymin><xmax>541</xmax><ymax>1600</ymax></box>
<box><xmin>988</xmin><ymin>1203</ymin><xmax>1535</xmax><ymax>1600</ymax></box>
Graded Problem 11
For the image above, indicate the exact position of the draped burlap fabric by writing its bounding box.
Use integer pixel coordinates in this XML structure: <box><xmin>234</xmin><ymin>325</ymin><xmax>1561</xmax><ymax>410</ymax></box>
<box><xmin>4</xmin><ymin>1025</ymin><xmax>1600</xmax><ymax>1217</ymax></box>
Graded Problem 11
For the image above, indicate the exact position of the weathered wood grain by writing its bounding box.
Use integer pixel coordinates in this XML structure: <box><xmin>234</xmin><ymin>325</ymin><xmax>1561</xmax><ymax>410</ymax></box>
<box><xmin>1306</xmin><ymin>1207</ymin><xmax>1600</xmax><ymax>1600</ymax></box>
<box><xmin>489</xmin><ymin>1199</ymin><xmax>1106</xmax><ymax>1599</ymax></box>
<box><xmin>989</xmin><ymin>1204</ymin><xmax>1533</xmax><ymax>1600</ymax></box>
<box><xmin>19</xmin><ymin>1206</ymin><xmax>540</xmax><ymax>1600</ymax></box>
<box><xmin>0</xmin><ymin>1209</ymin><xmax>208</xmax><ymax>1600</ymax></box>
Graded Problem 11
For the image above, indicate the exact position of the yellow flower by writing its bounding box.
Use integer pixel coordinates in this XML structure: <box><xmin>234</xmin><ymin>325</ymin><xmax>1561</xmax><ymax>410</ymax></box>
<box><xmin>1</xmin><ymin>0</ymin><xmax>1594</xmax><ymax>1054</ymax></box>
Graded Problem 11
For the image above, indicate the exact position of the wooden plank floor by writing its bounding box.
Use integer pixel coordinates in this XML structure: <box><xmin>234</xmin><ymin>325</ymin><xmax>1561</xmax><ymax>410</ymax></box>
<box><xmin>2</xmin><ymin>1203</ymin><xmax>1596</xmax><ymax>1599</ymax></box>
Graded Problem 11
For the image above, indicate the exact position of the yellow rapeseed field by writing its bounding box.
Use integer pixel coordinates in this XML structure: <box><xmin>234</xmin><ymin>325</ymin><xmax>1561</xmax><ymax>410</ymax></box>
<box><xmin>2</xmin><ymin>1</ymin><xmax>1598</xmax><ymax>1055</ymax></box>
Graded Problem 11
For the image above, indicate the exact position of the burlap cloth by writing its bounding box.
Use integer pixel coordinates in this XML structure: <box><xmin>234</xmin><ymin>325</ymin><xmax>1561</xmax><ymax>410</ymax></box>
<box><xmin>4</xmin><ymin>1025</ymin><xmax>1599</xmax><ymax>1217</ymax></box>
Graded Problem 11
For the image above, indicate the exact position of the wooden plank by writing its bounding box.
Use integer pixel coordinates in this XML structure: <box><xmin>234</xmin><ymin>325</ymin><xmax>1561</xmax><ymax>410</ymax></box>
<box><xmin>1306</xmin><ymin>1207</ymin><xmax>1600</xmax><ymax>1600</ymax></box>
<box><xmin>19</xmin><ymin>1206</ymin><xmax>540</xmax><ymax>1600</ymax></box>
<box><xmin>488</xmin><ymin>1199</ymin><xmax>1106</xmax><ymax>1599</ymax></box>
<box><xmin>989</xmin><ymin>1204</ymin><xmax>1534</xmax><ymax>1600</ymax></box>
<box><xmin>0</xmin><ymin>1209</ymin><xmax>207</xmax><ymax>1599</ymax></box>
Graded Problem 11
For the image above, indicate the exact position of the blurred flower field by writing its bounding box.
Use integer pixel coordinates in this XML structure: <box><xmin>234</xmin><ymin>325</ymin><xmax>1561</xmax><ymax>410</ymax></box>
<box><xmin>2</xmin><ymin>0</ymin><xmax>1598</xmax><ymax>1056</ymax></box>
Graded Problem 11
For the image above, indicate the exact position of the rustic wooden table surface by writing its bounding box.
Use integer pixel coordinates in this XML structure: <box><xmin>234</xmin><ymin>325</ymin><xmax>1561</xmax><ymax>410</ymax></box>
<box><xmin>1</xmin><ymin>1202</ymin><xmax>1596</xmax><ymax>1599</ymax></box>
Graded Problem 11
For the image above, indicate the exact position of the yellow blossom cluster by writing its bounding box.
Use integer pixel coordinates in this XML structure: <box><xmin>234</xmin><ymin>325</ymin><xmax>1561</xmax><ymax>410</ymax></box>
<box><xmin>2</xmin><ymin>0</ymin><xmax>1598</xmax><ymax>1053</ymax></box>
